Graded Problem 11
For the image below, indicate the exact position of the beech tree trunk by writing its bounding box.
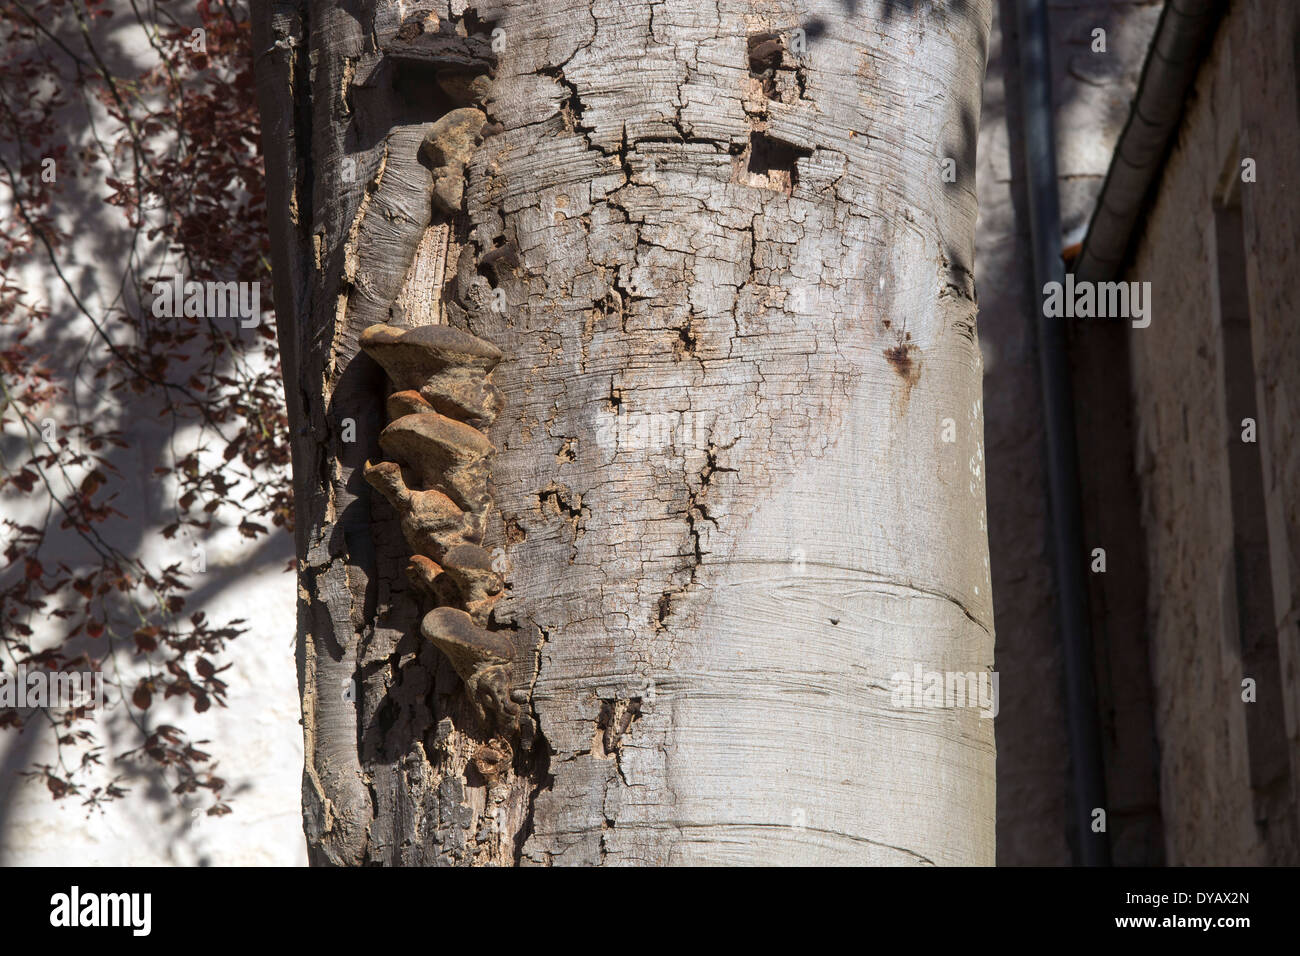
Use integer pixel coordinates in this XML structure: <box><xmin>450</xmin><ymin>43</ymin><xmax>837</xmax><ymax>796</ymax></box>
<box><xmin>253</xmin><ymin>0</ymin><xmax>995</xmax><ymax>866</ymax></box>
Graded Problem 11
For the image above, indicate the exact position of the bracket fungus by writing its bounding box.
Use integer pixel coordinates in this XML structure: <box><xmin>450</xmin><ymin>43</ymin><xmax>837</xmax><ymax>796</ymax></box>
<box><xmin>360</xmin><ymin>315</ymin><xmax>518</xmax><ymax>737</ymax></box>
<box><xmin>363</xmin><ymin>459</ymin><xmax>479</xmax><ymax>557</ymax></box>
<box><xmin>385</xmin><ymin>389</ymin><xmax>434</xmax><ymax>420</ymax></box>
<box><xmin>350</xmin><ymin>100</ymin><xmax>520</xmax><ymax>739</ymax></box>
<box><xmin>422</xmin><ymin>607</ymin><xmax>520</xmax><ymax>732</ymax></box>
<box><xmin>376</xmin><ymin>411</ymin><xmax>493</xmax><ymax>513</ymax></box>
<box><xmin>361</xmin><ymin>323</ymin><xmax>504</xmax><ymax>426</ymax></box>
<box><xmin>420</xmin><ymin>107</ymin><xmax>488</xmax><ymax>214</ymax></box>
<box><xmin>438</xmin><ymin>543</ymin><xmax>503</xmax><ymax>623</ymax></box>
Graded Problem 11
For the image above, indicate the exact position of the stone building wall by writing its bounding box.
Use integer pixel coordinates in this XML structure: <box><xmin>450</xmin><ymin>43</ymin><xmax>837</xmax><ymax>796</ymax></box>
<box><xmin>1121</xmin><ymin>0</ymin><xmax>1300</xmax><ymax>864</ymax></box>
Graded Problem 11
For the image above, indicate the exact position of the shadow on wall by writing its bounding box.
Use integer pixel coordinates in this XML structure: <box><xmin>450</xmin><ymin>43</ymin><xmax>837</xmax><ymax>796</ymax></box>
<box><xmin>0</xmin><ymin>9</ymin><xmax>304</xmax><ymax>864</ymax></box>
<box><xmin>978</xmin><ymin>0</ymin><xmax>1165</xmax><ymax>865</ymax></box>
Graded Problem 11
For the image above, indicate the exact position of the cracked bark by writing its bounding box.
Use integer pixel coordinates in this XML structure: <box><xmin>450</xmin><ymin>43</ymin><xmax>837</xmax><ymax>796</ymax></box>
<box><xmin>254</xmin><ymin>0</ymin><xmax>995</xmax><ymax>866</ymax></box>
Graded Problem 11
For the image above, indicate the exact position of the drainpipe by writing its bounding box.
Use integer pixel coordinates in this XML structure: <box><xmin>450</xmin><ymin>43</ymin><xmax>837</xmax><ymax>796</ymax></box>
<box><xmin>1016</xmin><ymin>0</ymin><xmax>1111</xmax><ymax>866</ymax></box>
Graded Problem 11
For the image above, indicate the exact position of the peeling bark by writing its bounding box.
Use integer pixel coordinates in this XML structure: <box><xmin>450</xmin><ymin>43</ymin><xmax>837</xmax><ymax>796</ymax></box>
<box><xmin>254</xmin><ymin>0</ymin><xmax>995</xmax><ymax>866</ymax></box>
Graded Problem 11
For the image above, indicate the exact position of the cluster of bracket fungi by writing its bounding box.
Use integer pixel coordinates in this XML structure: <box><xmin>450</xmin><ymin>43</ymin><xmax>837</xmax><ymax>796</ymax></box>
<box><xmin>346</xmin><ymin>15</ymin><xmax>537</xmax><ymax>759</ymax></box>
<box><xmin>331</xmin><ymin>11</ymin><xmax>535</xmax><ymax>750</ymax></box>
<box><xmin>361</xmin><ymin>322</ymin><xmax>521</xmax><ymax>737</ymax></box>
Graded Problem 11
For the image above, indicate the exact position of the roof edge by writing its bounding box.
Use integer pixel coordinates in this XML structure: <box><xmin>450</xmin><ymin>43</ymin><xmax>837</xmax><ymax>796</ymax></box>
<box><xmin>1073</xmin><ymin>0</ymin><xmax>1228</xmax><ymax>283</ymax></box>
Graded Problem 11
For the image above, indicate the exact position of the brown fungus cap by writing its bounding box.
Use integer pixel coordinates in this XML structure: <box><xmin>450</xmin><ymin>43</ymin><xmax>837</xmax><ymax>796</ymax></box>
<box><xmin>420</xmin><ymin>107</ymin><xmax>487</xmax><ymax>169</ymax></box>
<box><xmin>405</xmin><ymin>555</ymin><xmax>444</xmax><ymax>596</ymax></box>
<box><xmin>378</xmin><ymin>411</ymin><xmax>493</xmax><ymax>473</ymax></box>
<box><xmin>422</xmin><ymin>606</ymin><xmax>515</xmax><ymax>670</ymax></box>
<box><xmin>440</xmin><ymin>543</ymin><xmax>495</xmax><ymax>573</ymax></box>
<box><xmin>360</xmin><ymin>323</ymin><xmax>502</xmax><ymax>392</ymax></box>
<box><xmin>386</xmin><ymin>389</ymin><xmax>433</xmax><ymax>420</ymax></box>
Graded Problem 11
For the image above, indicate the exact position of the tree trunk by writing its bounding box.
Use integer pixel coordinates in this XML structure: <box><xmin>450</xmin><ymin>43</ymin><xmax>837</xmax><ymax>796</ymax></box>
<box><xmin>253</xmin><ymin>0</ymin><xmax>995</xmax><ymax>866</ymax></box>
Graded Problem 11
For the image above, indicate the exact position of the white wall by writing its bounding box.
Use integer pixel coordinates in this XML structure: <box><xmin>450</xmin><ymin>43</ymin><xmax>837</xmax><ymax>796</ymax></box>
<box><xmin>0</xmin><ymin>4</ymin><xmax>306</xmax><ymax>866</ymax></box>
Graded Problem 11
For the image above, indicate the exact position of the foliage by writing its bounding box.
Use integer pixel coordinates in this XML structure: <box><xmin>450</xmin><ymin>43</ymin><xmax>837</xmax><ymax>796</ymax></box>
<box><xmin>0</xmin><ymin>0</ymin><xmax>285</xmax><ymax>814</ymax></box>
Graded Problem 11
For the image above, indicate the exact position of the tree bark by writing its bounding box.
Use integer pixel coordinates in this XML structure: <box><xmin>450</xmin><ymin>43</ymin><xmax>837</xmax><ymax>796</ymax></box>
<box><xmin>254</xmin><ymin>0</ymin><xmax>995</xmax><ymax>866</ymax></box>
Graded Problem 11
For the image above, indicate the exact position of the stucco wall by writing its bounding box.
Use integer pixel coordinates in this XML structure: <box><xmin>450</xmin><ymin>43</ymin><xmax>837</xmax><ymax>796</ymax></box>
<box><xmin>0</xmin><ymin>7</ymin><xmax>307</xmax><ymax>866</ymax></box>
<box><xmin>1123</xmin><ymin>0</ymin><xmax>1300</xmax><ymax>864</ymax></box>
